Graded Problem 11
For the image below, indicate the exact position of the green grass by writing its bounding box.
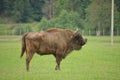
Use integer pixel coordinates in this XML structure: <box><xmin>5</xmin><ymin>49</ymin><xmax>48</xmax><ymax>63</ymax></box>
<box><xmin>0</xmin><ymin>36</ymin><xmax>120</xmax><ymax>80</ymax></box>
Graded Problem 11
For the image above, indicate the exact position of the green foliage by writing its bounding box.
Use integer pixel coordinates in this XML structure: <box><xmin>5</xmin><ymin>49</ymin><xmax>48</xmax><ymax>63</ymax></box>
<box><xmin>14</xmin><ymin>25</ymin><xmax>32</xmax><ymax>35</ymax></box>
<box><xmin>38</xmin><ymin>17</ymin><xmax>49</xmax><ymax>30</ymax></box>
<box><xmin>0</xmin><ymin>17</ymin><xmax>3</xmax><ymax>23</ymax></box>
<box><xmin>85</xmin><ymin>0</ymin><xmax>111</xmax><ymax>36</ymax></box>
<box><xmin>30</xmin><ymin>0</ymin><xmax>45</xmax><ymax>21</ymax></box>
<box><xmin>14</xmin><ymin>27</ymin><xmax>24</xmax><ymax>35</ymax></box>
<box><xmin>115</xmin><ymin>0</ymin><xmax>120</xmax><ymax>12</ymax></box>
<box><xmin>115</xmin><ymin>0</ymin><xmax>120</xmax><ymax>30</ymax></box>
<box><xmin>20</xmin><ymin>0</ymin><xmax>33</xmax><ymax>23</ymax></box>
<box><xmin>39</xmin><ymin>10</ymin><xmax>83</xmax><ymax>30</ymax></box>
<box><xmin>55</xmin><ymin>0</ymin><xmax>90</xmax><ymax>20</ymax></box>
<box><xmin>57</xmin><ymin>10</ymin><xmax>82</xmax><ymax>28</ymax></box>
<box><xmin>0</xmin><ymin>0</ymin><xmax>45</xmax><ymax>23</ymax></box>
<box><xmin>0</xmin><ymin>0</ymin><xmax>120</xmax><ymax>36</ymax></box>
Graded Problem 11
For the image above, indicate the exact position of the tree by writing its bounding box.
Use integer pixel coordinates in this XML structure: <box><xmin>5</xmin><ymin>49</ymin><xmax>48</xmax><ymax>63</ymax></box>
<box><xmin>86</xmin><ymin>0</ymin><xmax>111</xmax><ymax>36</ymax></box>
<box><xmin>20</xmin><ymin>0</ymin><xmax>33</xmax><ymax>22</ymax></box>
<box><xmin>115</xmin><ymin>0</ymin><xmax>120</xmax><ymax>12</ymax></box>
<box><xmin>0</xmin><ymin>0</ymin><xmax>4</xmax><ymax>15</ymax></box>
<box><xmin>0</xmin><ymin>0</ymin><xmax>45</xmax><ymax>23</ymax></box>
<box><xmin>30</xmin><ymin>0</ymin><xmax>45</xmax><ymax>21</ymax></box>
<box><xmin>55</xmin><ymin>0</ymin><xmax>90</xmax><ymax>20</ymax></box>
<box><xmin>39</xmin><ymin>10</ymin><xmax>83</xmax><ymax>30</ymax></box>
<box><xmin>114</xmin><ymin>0</ymin><xmax>120</xmax><ymax>35</ymax></box>
<box><xmin>42</xmin><ymin>0</ymin><xmax>55</xmax><ymax>19</ymax></box>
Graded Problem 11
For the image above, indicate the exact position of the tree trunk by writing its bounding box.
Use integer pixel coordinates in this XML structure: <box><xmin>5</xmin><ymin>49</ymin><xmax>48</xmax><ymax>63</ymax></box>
<box><xmin>96</xmin><ymin>21</ymin><xmax>101</xmax><ymax>36</ymax></box>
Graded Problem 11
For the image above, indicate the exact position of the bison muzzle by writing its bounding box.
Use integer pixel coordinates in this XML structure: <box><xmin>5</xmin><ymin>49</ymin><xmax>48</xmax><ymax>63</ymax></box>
<box><xmin>20</xmin><ymin>28</ymin><xmax>87</xmax><ymax>71</ymax></box>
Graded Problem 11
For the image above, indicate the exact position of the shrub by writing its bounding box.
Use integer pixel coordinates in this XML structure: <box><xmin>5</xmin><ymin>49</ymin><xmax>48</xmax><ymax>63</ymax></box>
<box><xmin>39</xmin><ymin>10</ymin><xmax>83</xmax><ymax>30</ymax></box>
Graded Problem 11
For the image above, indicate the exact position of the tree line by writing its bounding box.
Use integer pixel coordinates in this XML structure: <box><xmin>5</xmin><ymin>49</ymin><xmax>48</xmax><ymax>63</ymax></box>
<box><xmin>0</xmin><ymin>0</ymin><xmax>120</xmax><ymax>36</ymax></box>
<box><xmin>0</xmin><ymin>0</ymin><xmax>45</xmax><ymax>23</ymax></box>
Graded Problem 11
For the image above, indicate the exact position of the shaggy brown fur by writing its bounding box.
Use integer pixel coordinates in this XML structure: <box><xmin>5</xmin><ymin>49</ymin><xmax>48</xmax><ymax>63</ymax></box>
<box><xmin>20</xmin><ymin>28</ymin><xmax>87</xmax><ymax>71</ymax></box>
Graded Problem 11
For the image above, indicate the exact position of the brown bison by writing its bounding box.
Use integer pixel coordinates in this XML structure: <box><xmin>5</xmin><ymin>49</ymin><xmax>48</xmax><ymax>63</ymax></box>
<box><xmin>20</xmin><ymin>28</ymin><xmax>87</xmax><ymax>71</ymax></box>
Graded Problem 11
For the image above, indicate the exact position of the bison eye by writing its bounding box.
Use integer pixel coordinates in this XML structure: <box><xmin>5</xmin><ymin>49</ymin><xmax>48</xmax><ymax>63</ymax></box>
<box><xmin>73</xmin><ymin>35</ymin><xmax>79</xmax><ymax>41</ymax></box>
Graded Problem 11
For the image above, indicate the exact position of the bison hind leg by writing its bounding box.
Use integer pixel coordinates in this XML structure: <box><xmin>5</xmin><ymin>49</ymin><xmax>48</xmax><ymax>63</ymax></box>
<box><xmin>26</xmin><ymin>52</ymin><xmax>35</xmax><ymax>71</ymax></box>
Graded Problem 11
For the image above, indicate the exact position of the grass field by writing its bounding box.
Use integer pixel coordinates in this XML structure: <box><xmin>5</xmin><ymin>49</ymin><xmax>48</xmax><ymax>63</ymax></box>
<box><xmin>0</xmin><ymin>36</ymin><xmax>120</xmax><ymax>80</ymax></box>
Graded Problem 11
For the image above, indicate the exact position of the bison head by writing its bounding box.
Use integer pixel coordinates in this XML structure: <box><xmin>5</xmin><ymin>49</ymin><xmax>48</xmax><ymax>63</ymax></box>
<box><xmin>70</xmin><ymin>31</ymin><xmax>87</xmax><ymax>50</ymax></box>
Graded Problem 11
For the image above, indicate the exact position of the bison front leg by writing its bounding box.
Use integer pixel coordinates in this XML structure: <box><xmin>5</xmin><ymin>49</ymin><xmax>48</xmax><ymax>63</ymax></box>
<box><xmin>26</xmin><ymin>52</ymin><xmax>34</xmax><ymax>71</ymax></box>
<box><xmin>55</xmin><ymin>54</ymin><xmax>62</xmax><ymax>70</ymax></box>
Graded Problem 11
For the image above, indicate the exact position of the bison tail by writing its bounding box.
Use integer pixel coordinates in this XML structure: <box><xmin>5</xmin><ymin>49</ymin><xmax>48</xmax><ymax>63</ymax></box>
<box><xmin>20</xmin><ymin>33</ymin><xmax>28</xmax><ymax>58</ymax></box>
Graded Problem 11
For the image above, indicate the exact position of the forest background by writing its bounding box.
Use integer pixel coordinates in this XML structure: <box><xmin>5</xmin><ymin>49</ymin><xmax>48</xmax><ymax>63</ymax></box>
<box><xmin>0</xmin><ymin>0</ymin><xmax>120</xmax><ymax>36</ymax></box>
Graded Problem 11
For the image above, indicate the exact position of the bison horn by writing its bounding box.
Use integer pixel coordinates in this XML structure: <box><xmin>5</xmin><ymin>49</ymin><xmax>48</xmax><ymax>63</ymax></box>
<box><xmin>75</xmin><ymin>28</ymin><xmax>79</xmax><ymax>33</ymax></box>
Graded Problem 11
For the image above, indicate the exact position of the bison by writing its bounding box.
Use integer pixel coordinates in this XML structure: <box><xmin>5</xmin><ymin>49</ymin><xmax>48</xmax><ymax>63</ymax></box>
<box><xmin>20</xmin><ymin>28</ymin><xmax>87</xmax><ymax>71</ymax></box>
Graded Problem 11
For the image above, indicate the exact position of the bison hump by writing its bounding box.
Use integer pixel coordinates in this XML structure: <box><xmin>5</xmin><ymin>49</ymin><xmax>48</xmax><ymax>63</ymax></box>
<box><xmin>46</xmin><ymin>28</ymin><xmax>64</xmax><ymax>32</ymax></box>
<box><xmin>26</xmin><ymin>32</ymin><xmax>43</xmax><ymax>40</ymax></box>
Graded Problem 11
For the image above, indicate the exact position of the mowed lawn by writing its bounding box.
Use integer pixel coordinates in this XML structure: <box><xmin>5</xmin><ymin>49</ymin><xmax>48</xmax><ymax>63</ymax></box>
<box><xmin>0</xmin><ymin>36</ymin><xmax>120</xmax><ymax>80</ymax></box>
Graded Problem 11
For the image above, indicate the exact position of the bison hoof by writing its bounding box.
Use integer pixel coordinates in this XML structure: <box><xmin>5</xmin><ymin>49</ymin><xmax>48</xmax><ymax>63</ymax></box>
<box><xmin>55</xmin><ymin>66</ymin><xmax>60</xmax><ymax>70</ymax></box>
